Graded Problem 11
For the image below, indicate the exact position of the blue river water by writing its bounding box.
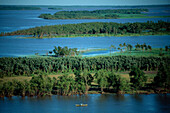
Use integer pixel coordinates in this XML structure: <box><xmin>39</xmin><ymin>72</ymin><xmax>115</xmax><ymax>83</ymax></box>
<box><xmin>0</xmin><ymin>35</ymin><xmax>169</xmax><ymax>57</ymax></box>
<box><xmin>0</xmin><ymin>94</ymin><xmax>170</xmax><ymax>113</ymax></box>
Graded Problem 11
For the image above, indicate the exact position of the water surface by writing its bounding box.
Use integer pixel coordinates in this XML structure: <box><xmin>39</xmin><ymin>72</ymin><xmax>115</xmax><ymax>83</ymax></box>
<box><xmin>0</xmin><ymin>94</ymin><xmax>170</xmax><ymax>113</ymax></box>
<box><xmin>0</xmin><ymin>35</ymin><xmax>169</xmax><ymax>57</ymax></box>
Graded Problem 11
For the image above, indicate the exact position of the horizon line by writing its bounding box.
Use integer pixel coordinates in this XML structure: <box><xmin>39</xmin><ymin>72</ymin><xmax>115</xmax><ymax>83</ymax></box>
<box><xmin>0</xmin><ymin>4</ymin><xmax>170</xmax><ymax>6</ymax></box>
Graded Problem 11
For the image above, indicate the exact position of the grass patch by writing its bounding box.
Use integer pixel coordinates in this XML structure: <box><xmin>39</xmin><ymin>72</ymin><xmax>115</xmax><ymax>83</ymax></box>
<box><xmin>111</xmin><ymin>48</ymin><xmax>170</xmax><ymax>57</ymax></box>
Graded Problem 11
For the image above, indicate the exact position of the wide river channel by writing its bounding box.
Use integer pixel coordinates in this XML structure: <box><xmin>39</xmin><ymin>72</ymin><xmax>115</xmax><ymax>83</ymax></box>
<box><xmin>0</xmin><ymin>94</ymin><xmax>170</xmax><ymax>113</ymax></box>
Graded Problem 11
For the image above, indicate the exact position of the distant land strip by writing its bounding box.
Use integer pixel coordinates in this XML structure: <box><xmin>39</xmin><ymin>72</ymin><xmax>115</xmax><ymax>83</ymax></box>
<box><xmin>1</xmin><ymin>21</ymin><xmax>170</xmax><ymax>38</ymax></box>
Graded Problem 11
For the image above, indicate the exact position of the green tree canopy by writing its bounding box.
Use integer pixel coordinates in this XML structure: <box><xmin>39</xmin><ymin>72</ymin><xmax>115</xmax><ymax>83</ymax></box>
<box><xmin>153</xmin><ymin>64</ymin><xmax>170</xmax><ymax>89</ymax></box>
<box><xmin>129</xmin><ymin>67</ymin><xmax>147</xmax><ymax>90</ymax></box>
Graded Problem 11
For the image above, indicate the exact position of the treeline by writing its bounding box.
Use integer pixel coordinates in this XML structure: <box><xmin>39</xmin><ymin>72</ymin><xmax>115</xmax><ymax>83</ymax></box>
<box><xmin>0</xmin><ymin>5</ymin><xmax>41</xmax><ymax>10</ymax></box>
<box><xmin>0</xmin><ymin>56</ymin><xmax>169</xmax><ymax>78</ymax></box>
<box><xmin>39</xmin><ymin>9</ymin><xmax>148</xmax><ymax>19</ymax></box>
<box><xmin>48</xmin><ymin>7</ymin><xmax>62</xmax><ymax>10</ymax></box>
<box><xmin>0</xmin><ymin>65</ymin><xmax>169</xmax><ymax>97</ymax></box>
<box><xmin>1</xmin><ymin>21</ymin><xmax>170</xmax><ymax>38</ymax></box>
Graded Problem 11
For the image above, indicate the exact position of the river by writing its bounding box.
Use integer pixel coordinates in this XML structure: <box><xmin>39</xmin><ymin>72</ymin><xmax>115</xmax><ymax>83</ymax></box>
<box><xmin>0</xmin><ymin>94</ymin><xmax>170</xmax><ymax>113</ymax></box>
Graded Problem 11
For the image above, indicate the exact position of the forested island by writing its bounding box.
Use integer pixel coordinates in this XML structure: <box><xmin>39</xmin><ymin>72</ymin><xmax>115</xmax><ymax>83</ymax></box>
<box><xmin>1</xmin><ymin>21</ymin><xmax>170</xmax><ymax>38</ymax></box>
<box><xmin>0</xmin><ymin>5</ymin><xmax>41</xmax><ymax>10</ymax></box>
<box><xmin>39</xmin><ymin>9</ymin><xmax>148</xmax><ymax>19</ymax></box>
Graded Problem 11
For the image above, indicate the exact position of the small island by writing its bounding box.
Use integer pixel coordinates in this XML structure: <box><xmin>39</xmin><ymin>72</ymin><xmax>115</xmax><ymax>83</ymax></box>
<box><xmin>1</xmin><ymin>21</ymin><xmax>170</xmax><ymax>38</ymax></box>
<box><xmin>38</xmin><ymin>9</ymin><xmax>149</xmax><ymax>19</ymax></box>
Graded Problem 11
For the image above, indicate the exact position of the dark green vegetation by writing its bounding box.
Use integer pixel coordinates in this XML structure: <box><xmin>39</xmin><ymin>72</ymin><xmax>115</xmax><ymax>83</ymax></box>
<box><xmin>0</xmin><ymin>66</ymin><xmax>169</xmax><ymax>97</ymax></box>
<box><xmin>48</xmin><ymin>7</ymin><xmax>62</xmax><ymax>10</ymax></box>
<box><xmin>0</xmin><ymin>5</ymin><xmax>41</xmax><ymax>10</ymax></box>
<box><xmin>153</xmin><ymin>64</ymin><xmax>170</xmax><ymax>89</ymax></box>
<box><xmin>1</xmin><ymin>21</ymin><xmax>170</xmax><ymax>38</ymax></box>
<box><xmin>0</xmin><ymin>56</ymin><xmax>169</xmax><ymax>78</ymax></box>
<box><xmin>53</xmin><ymin>46</ymin><xmax>79</xmax><ymax>57</ymax></box>
<box><xmin>129</xmin><ymin>67</ymin><xmax>147</xmax><ymax>90</ymax></box>
<box><xmin>0</xmin><ymin>55</ymin><xmax>169</xmax><ymax>97</ymax></box>
<box><xmin>38</xmin><ymin>9</ymin><xmax>148</xmax><ymax>19</ymax></box>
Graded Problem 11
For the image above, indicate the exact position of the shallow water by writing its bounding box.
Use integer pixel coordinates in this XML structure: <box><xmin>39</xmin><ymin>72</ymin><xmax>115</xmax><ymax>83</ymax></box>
<box><xmin>0</xmin><ymin>94</ymin><xmax>170</xmax><ymax>113</ymax></box>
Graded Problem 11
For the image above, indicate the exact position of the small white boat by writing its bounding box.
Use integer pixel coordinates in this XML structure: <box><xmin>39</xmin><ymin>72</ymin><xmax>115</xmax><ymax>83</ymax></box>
<box><xmin>75</xmin><ymin>104</ymin><xmax>88</xmax><ymax>107</ymax></box>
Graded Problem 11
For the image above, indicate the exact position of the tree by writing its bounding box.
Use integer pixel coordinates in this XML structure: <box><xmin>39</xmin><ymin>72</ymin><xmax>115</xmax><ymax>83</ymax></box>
<box><xmin>153</xmin><ymin>64</ymin><xmax>170</xmax><ymax>89</ymax></box>
<box><xmin>148</xmin><ymin>45</ymin><xmax>152</xmax><ymax>51</ymax></box>
<box><xmin>30</xmin><ymin>75</ymin><xmax>54</xmax><ymax>96</ymax></box>
<box><xmin>129</xmin><ymin>67</ymin><xmax>147</xmax><ymax>90</ymax></box>
<box><xmin>141</xmin><ymin>45</ymin><xmax>144</xmax><ymax>51</ymax></box>
<box><xmin>56</xmin><ymin>74</ymin><xmax>75</xmax><ymax>95</ymax></box>
<box><xmin>135</xmin><ymin>43</ymin><xmax>141</xmax><ymax>50</ymax></box>
<box><xmin>107</xmin><ymin>71</ymin><xmax>130</xmax><ymax>93</ymax></box>
<box><xmin>53</xmin><ymin>46</ymin><xmax>79</xmax><ymax>57</ymax></box>
<box><xmin>94</xmin><ymin>69</ymin><xmax>108</xmax><ymax>92</ymax></box>
<box><xmin>119</xmin><ymin>44</ymin><xmax>123</xmax><ymax>52</ymax></box>
<box><xmin>110</xmin><ymin>45</ymin><xmax>116</xmax><ymax>55</ymax></box>
<box><xmin>123</xmin><ymin>43</ymin><xmax>126</xmax><ymax>51</ymax></box>
<box><xmin>74</xmin><ymin>70</ymin><xmax>93</xmax><ymax>94</ymax></box>
<box><xmin>49</xmin><ymin>51</ymin><xmax>53</xmax><ymax>54</ymax></box>
<box><xmin>126</xmin><ymin>44</ymin><xmax>133</xmax><ymax>52</ymax></box>
<box><xmin>165</xmin><ymin>46</ymin><xmax>168</xmax><ymax>52</ymax></box>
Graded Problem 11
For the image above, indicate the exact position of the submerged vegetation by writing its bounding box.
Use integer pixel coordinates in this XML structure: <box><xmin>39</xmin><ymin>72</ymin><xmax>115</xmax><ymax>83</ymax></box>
<box><xmin>1</xmin><ymin>21</ymin><xmax>170</xmax><ymax>38</ymax></box>
<box><xmin>38</xmin><ymin>9</ymin><xmax>148</xmax><ymax>19</ymax></box>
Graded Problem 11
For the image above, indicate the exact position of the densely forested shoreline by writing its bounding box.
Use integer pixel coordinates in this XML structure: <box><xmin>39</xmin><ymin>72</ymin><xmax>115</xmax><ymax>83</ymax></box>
<box><xmin>0</xmin><ymin>55</ymin><xmax>169</xmax><ymax>97</ymax></box>
<box><xmin>39</xmin><ymin>9</ymin><xmax>148</xmax><ymax>19</ymax></box>
<box><xmin>1</xmin><ymin>21</ymin><xmax>170</xmax><ymax>38</ymax></box>
<box><xmin>0</xmin><ymin>61</ymin><xmax>169</xmax><ymax>97</ymax></box>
